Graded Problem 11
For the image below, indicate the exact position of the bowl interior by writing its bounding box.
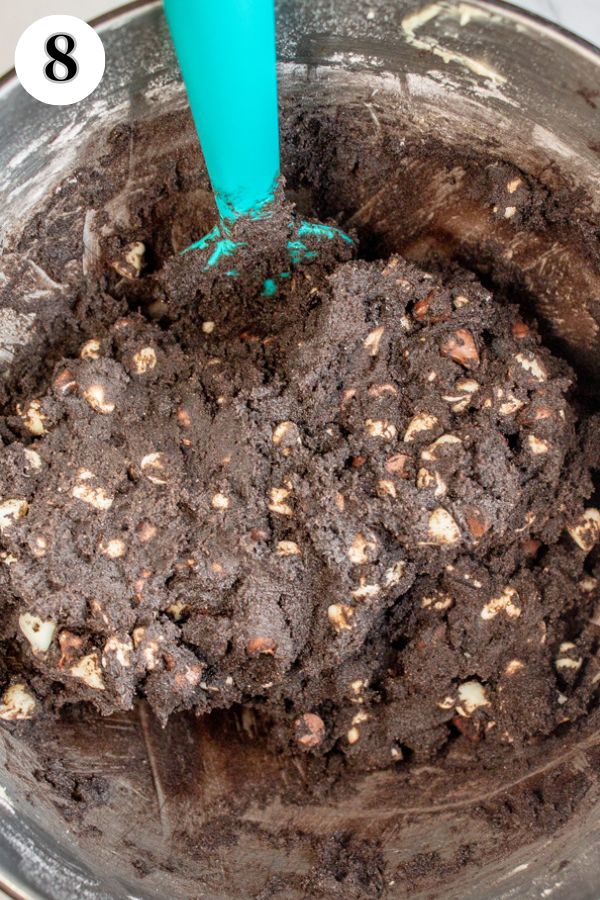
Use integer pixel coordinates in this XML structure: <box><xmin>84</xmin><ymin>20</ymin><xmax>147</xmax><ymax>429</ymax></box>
<box><xmin>0</xmin><ymin>2</ymin><xmax>600</xmax><ymax>898</ymax></box>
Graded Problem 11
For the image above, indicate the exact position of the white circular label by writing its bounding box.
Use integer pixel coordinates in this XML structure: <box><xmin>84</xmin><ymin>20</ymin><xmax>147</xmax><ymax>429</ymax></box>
<box><xmin>15</xmin><ymin>15</ymin><xmax>105</xmax><ymax>106</ymax></box>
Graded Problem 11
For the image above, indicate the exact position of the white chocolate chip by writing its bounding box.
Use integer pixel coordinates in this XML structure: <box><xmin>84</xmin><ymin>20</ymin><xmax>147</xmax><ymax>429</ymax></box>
<box><xmin>363</xmin><ymin>326</ymin><xmax>385</xmax><ymax>356</ymax></box>
<box><xmin>499</xmin><ymin>395</ymin><xmax>524</xmax><ymax>416</ymax></box>
<box><xmin>102</xmin><ymin>636</ymin><xmax>133</xmax><ymax>668</ymax></box>
<box><xmin>504</xmin><ymin>659</ymin><xmax>525</xmax><ymax>676</ymax></box>
<box><xmin>0</xmin><ymin>683</ymin><xmax>36</xmax><ymax>721</ymax></box>
<box><xmin>268</xmin><ymin>487</ymin><xmax>293</xmax><ymax>516</ymax></box>
<box><xmin>351</xmin><ymin>581</ymin><xmax>380</xmax><ymax>600</ymax></box>
<box><xmin>72</xmin><ymin>475</ymin><xmax>114</xmax><ymax>510</ymax></box>
<box><xmin>515</xmin><ymin>353</ymin><xmax>547</xmax><ymax>382</ymax></box>
<box><xmin>403</xmin><ymin>413</ymin><xmax>438</xmax><ymax>443</ymax></box>
<box><xmin>80</xmin><ymin>340</ymin><xmax>101</xmax><ymax>360</ymax></box>
<box><xmin>202</xmin><ymin>321</ymin><xmax>216</xmax><ymax>334</ymax></box>
<box><xmin>276</xmin><ymin>541</ymin><xmax>301</xmax><ymax>557</ymax></box>
<box><xmin>125</xmin><ymin>241</ymin><xmax>145</xmax><ymax>274</ymax></box>
<box><xmin>351</xmin><ymin>679</ymin><xmax>365</xmax><ymax>697</ymax></box>
<box><xmin>53</xmin><ymin>369</ymin><xmax>77</xmax><ymax>395</ymax></box>
<box><xmin>176</xmin><ymin>407</ymin><xmax>192</xmax><ymax>428</ymax></box>
<box><xmin>348</xmin><ymin>533</ymin><xmax>377</xmax><ymax>565</ymax></box>
<box><xmin>453</xmin><ymin>295</ymin><xmax>470</xmax><ymax>309</ymax></box>
<box><xmin>132</xmin><ymin>627</ymin><xmax>146</xmax><ymax>648</ymax></box>
<box><xmin>451</xmin><ymin>397</ymin><xmax>471</xmax><ymax>413</ymax></box>
<box><xmin>456</xmin><ymin>680</ymin><xmax>489</xmax><ymax>716</ymax></box>
<box><xmin>421</xmin><ymin>434</ymin><xmax>462</xmax><ymax>462</ymax></box>
<box><xmin>424</xmin><ymin>508</ymin><xmax>461</xmax><ymax>546</ymax></box>
<box><xmin>416</xmin><ymin>468</ymin><xmax>447</xmax><ymax>498</ymax></box>
<box><xmin>421</xmin><ymin>591</ymin><xmax>453</xmax><ymax>611</ymax></box>
<box><xmin>132</xmin><ymin>347</ymin><xmax>157</xmax><ymax>374</ymax></box>
<box><xmin>366</xmin><ymin>419</ymin><xmax>397</xmax><ymax>440</ymax></box>
<box><xmin>377</xmin><ymin>479</ymin><xmax>397</xmax><ymax>498</ymax></box>
<box><xmin>566</xmin><ymin>509</ymin><xmax>600</xmax><ymax>553</ymax></box>
<box><xmin>141</xmin><ymin>452</ymin><xmax>168</xmax><ymax>485</ymax></box>
<box><xmin>112</xmin><ymin>241</ymin><xmax>145</xmax><ymax>279</ymax></box>
<box><xmin>328</xmin><ymin>604</ymin><xmax>354</xmax><ymax>632</ymax></box>
<box><xmin>437</xmin><ymin>696</ymin><xmax>456</xmax><ymax>710</ymax></box>
<box><xmin>23</xmin><ymin>449</ymin><xmax>42</xmax><ymax>471</ymax></box>
<box><xmin>82</xmin><ymin>384</ymin><xmax>115</xmax><ymax>415</ymax></box>
<box><xmin>33</xmin><ymin>534</ymin><xmax>50</xmax><ymax>559</ymax></box>
<box><xmin>417</xmin><ymin>468</ymin><xmax>435</xmax><ymax>490</ymax></box>
<box><xmin>555</xmin><ymin>643</ymin><xmax>583</xmax><ymax>673</ymax></box>
<box><xmin>100</xmin><ymin>539</ymin><xmax>126</xmax><ymax>559</ymax></box>
<box><xmin>18</xmin><ymin>613</ymin><xmax>56</xmax><ymax>654</ymax></box>
<box><xmin>70</xmin><ymin>653</ymin><xmax>105</xmax><ymax>690</ymax></box>
<box><xmin>341</xmin><ymin>388</ymin><xmax>357</xmax><ymax>407</ymax></box>
<box><xmin>347</xmin><ymin>726</ymin><xmax>361</xmax><ymax>745</ymax></box>
<box><xmin>0</xmin><ymin>499</ymin><xmax>28</xmax><ymax>533</ymax></box>
<box><xmin>481</xmin><ymin>587</ymin><xmax>521</xmax><ymax>620</ymax></box>
<box><xmin>136</xmin><ymin>522</ymin><xmax>157</xmax><ymax>544</ymax></box>
<box><xmin>167</xmin><ymin>601</ymin><xmax>189</xmax><ymax>621</ymax></box>
<box><xmin>272</xmin><ymin>421</ymin><xmax>301</xmax><ymax>454</ymax></box>
<box><xmin>17</xmin><ymin>400</ymin><xmax>47</xmax><ymax>435</ymax></box>
<box><xmin>434</xmin><ymin>473</ymin><xmax>448</xmax><ymax>498</ymax></box>
<box><xmin>456</xmin><ymin>379</ymin><xmax>480</xmax><ymax>394</ymax></box>
<box><xmin>527</xmin><ymin>435</ymin><xmax>550</xmax><ymax>455</ymax></box>
<box><xmin>383</xmin><ymin>560</ymin><xmax>406</xmax><ymax>587</ymax></box>
<box><xmin>368</xmin><ymin>383</ymin><xmax>398</xmax><ymax>398</ymax></box>
<box><xmin>1</xmin><ymin>554</ymin><xmax>18</xmax><ymax>566</ymax></box>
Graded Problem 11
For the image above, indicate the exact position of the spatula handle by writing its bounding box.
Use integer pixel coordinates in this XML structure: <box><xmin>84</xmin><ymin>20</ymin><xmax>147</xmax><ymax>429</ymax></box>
<box><xmin>164</xmin><ymin>0</ymin><xmax>281</xmax><ymax>222</ymax></box>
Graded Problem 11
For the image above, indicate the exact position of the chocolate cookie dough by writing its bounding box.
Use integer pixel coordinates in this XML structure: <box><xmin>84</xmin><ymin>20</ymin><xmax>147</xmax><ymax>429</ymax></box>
<box><xmin>1</xmin><ymin>203</ymin><xmax>598</xmax><ymax>772</ymax></box>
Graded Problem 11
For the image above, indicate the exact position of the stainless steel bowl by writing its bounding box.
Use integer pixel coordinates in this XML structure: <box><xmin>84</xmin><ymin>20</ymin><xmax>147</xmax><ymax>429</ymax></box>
<box><xmin>0</xmin><ymin>2</ymin><xmax>599</xmax><ymax>897</ymax></box>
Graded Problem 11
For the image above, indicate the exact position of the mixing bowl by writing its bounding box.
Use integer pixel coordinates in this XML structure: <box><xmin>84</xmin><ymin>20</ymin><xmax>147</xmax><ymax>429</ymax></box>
<box><xmin>0</xmin><ymin>1</ymin><xmax>599</xmax><ymax>897</ymax></box>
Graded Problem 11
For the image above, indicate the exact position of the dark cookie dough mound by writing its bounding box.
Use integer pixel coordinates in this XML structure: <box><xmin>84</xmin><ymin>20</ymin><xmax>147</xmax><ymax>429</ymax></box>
<box><xmin>0</xmin><ymin>248</ymin><xmax>598</xmax><ymax>771</ymax></box>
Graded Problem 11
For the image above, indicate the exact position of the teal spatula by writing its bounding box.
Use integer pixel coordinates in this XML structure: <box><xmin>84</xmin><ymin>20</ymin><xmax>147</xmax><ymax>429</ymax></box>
<box><xmin>163</xmin><ymin>0</ymin><xmax>351</xmax><ymax>287</ymax></box>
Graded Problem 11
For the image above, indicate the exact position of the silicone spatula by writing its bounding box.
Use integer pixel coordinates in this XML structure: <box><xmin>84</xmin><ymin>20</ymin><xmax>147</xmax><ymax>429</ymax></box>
<box><xmin>163</xmin><ymin>0</ymin><xmax>351</xmax><ymax>284</ymax></box>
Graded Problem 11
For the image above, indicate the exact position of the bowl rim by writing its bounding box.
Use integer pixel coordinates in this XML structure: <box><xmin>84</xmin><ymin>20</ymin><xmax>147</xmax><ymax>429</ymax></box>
<box><xmin>0</xmin><ymin>0</ymin><xmax>598</xmax><ymax>96</ymax></box>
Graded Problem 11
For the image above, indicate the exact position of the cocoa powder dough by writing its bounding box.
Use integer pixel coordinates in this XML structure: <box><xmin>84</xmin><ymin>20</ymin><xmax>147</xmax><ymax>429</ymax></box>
<box><xmin>2</xmin><ymin>184</ymin><xmax>600</xmax><ymax>766</ymax></box>
<box><xmin>0</xmin><ymin>109</ymin><xmax>599</xmax><ymax>893</ymax></box>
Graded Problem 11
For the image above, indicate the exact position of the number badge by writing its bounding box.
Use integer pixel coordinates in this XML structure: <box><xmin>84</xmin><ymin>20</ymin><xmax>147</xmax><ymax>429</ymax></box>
<box><xmin>44</xmin><ymin>34</ymin><xmax>79</xmax><ymax>84</ymax></box>
<box><xmin>15</xmin><ymin>15</ymin><xmax>105</xmax><ymax>106</ymax></box>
